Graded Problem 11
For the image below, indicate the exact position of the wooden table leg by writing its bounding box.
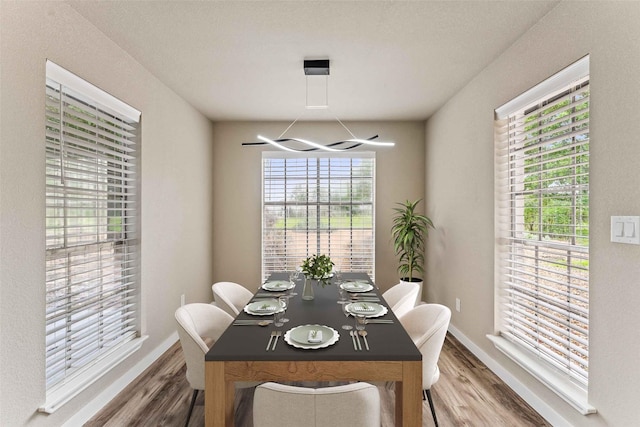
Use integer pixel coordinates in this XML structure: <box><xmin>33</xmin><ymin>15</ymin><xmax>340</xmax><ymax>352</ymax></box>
<box><xmin>396</xmin><ymin>360</ymin><xmax>422</xmax><ymax>426</ymax></box>
<box><xmin>225</xmin><ymin>380</ymin><xmax>234</xmax><ymax>427</ymax></box>
<box><xmin>205</xmin><ymin>361</ymin><xmax>233</xmax><ymax>426</ymax></box>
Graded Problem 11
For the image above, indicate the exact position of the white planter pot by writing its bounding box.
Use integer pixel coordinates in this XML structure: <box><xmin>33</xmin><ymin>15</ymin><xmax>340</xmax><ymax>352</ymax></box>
<box><xmin>399</xmin><ymin>277</ymin><xmax>423</xmax><ymax>306</ymax></box>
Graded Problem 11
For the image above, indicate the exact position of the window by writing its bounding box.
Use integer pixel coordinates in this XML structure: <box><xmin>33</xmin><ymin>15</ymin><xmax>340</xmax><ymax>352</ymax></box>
<box><xmin>43</xmin><ymin>61</ymin><xmax>143</xmax><ymax>412</ymax></box>
<box><xmin>262</xmin><ymin>152</ymin><xmax>375</xmax><ymax>281</ymax></box>
<box><xmin>492</xmin><ymin>56</ymin><xmax>593</xmax><ymax>413</ymax></box>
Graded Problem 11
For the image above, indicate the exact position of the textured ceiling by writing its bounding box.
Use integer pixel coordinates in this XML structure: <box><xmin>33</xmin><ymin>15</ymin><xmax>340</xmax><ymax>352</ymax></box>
<box><xmin>68</xmin><ymin>1</ymin><xmax>559</xmax><ymax>121</ymax></box>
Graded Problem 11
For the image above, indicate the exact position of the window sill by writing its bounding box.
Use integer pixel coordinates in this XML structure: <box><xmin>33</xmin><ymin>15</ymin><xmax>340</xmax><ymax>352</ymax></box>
<box><xmin>487</xmin><ymin>334</ymin><xmax>596</xmax><ymax>415</ymax></box>
<box><xmin>39</xmin><ymin>336</ymin><xmax>148</xmax><ymax>414</ymax></box>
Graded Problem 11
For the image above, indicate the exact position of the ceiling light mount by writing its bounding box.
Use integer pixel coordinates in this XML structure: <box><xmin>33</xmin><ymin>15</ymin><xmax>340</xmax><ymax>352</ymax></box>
<box><xmin>304</xmin><ymin>59</ymin><xmax>330</xmax><ymax>75</ymax></box>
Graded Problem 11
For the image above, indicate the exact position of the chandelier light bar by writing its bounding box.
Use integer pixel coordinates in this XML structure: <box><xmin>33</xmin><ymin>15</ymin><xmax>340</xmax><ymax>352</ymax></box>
<box><xmin>256</xmin><ymin>135</ymin><xmax>298</xmax><ymax>152</ymax></box>
<box><xmin>243</xmin><ymin>58</ymin><xmax>395</xmax><ymax>152</ymax></box>
<box><xmin>344</xmin><ymin>139</ymin><xmax>395</xmax><ymax>147</ymax></box>
<box><xmin>251</xmin><ymin>135</ymin><xmax>389</xmax><ymax>153</ymax></box>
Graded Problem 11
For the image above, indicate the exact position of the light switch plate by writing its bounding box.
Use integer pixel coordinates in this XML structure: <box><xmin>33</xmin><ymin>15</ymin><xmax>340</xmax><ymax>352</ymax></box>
<box><xmin>611</xmin><ymin>216</ymin><xmax>640</xmax><ymax>245</ymax></box>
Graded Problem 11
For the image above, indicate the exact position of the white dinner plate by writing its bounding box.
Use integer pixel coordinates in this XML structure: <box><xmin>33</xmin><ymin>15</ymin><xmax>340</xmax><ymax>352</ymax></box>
<box><xmin>243</xmin><ymin>299</ymin><xmax>284</xmax><ymax>316</ymax></box>
<box><xmin>340</xmin><ymin>281</ymin><xmax>374</xmax><ymax>293</ymax></box>
<box><xmin>262</xmin><ymin>280</ymin><xmax>295</xmax><ymax>291</ymax></box>
<box><xmin>284</xmin><ymin>324</ymin><xmax>340</xmax><ymax>350</ymax></box>
<box><xmin>345</xmin><ymin>302</ymin><xmax>388</xmax><ymax>318</ymax></box>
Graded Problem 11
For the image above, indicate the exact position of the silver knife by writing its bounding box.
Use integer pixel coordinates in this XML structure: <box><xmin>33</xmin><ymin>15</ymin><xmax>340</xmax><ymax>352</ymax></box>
<box><xmin>233</xmin><ymin>320</ymin><xmax>273</xmax><ymax>325</ymax></box>
<box><xmin>266</xmin><ymin>332</ymin><xmax>275</xmax><ymax>351</ymax></box>
<box><xmin>361</xmin><ymin>333</ymin><xmax>370</xmax><ymax>351</ymax></box>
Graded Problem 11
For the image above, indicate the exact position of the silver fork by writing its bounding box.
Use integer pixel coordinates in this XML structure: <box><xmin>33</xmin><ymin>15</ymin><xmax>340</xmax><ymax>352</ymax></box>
<box><xmin>271</xmin><ymin>331</ymin><xmax>282</xmax><ymax>351</ymax></box>
<box><xmin>353</xmin><ymin>330</ymin><xmax>362</xmax><ymax>351</ymax></box>
<box><xmin>266</xmin><ymin>331</ymin><xmax>276</xmax><ymax>351</ymax></box>
<box><xmin>349</xmin><ymin>331</ymin><xmax>358</xmax><ymax>350</ymax></box>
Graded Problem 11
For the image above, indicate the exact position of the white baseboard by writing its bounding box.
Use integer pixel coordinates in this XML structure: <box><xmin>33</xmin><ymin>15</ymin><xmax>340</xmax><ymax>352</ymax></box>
<box><xmin>62</xmin><ymin>332</ymin><xmax>179</xmax><ymax>427</ymax></box>
<box><xmin>447</xmin><ymin>324</ymin><xmax>573</xmax><ymax>427</ymax></box>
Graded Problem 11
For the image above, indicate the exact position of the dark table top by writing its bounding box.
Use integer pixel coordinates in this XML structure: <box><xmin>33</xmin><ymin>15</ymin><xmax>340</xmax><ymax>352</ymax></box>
<box><xmin>206</xmin><ymin>272</ymin><xmax>421</xmax><ymax>362</ymax></box>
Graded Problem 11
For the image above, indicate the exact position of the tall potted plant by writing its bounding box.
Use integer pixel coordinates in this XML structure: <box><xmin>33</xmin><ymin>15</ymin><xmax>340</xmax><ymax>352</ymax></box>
<box><xmin>391</xmin><ymin>199</ymin><xmax>434</xmax><ymax>286</ymax></box>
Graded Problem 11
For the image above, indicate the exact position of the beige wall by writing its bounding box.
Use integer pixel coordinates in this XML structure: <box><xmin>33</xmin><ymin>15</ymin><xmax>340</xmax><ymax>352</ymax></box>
<box><xmin>425</xmin><ymin>2</ymin><xmax>640</xmax><ymax>426</ymax></box>
<box><xmin>0</xmin><ymin>2</ymin><xmax>215</xmax><ymax>425</ymax></box>
<box><xmin>211</xmin><ymin>121</ymin><xmax>425</xmax><ymax>293</ymax></box>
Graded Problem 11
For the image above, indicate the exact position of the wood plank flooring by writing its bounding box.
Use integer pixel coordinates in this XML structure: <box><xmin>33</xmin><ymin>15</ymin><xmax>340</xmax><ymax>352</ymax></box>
<box><xmin>85</xmin><ymin>334</ymin><xmax>550</xmax><ymax>426</ymax></box>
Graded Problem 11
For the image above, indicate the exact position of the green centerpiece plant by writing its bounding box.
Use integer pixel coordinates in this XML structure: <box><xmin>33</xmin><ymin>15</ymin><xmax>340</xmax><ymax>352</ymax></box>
<box><xmin>300</xmin><ymin>254</ymin><xmax>334</xmax><ymax>300</ymax></box>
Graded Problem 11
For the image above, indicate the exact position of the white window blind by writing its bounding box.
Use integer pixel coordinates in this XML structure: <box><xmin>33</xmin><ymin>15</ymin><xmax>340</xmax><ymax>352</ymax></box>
<box><xmin>45</xmin><ymin>62</ymin><xmax>140</xmax><ymax>391</ymax></box>
<box><xmin>262</xmin><ymin>152</ymin><xmax>375</xmax><ymax>281</ymax></box>
<box><xmin>495</xmin><ymin>58</ymin><xmax>590</xmax><ymax>393</ymax></box>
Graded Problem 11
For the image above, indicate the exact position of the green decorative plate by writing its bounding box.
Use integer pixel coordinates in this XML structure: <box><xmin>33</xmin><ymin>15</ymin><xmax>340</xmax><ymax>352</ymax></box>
<box><xmin>284</xmin><ymin>324</ymin><xmax>339</xmax><ymax>349</ymax></box>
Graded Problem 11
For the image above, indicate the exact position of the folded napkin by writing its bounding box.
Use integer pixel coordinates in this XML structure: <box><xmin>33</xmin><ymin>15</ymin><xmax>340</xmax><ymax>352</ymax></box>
<box><xmin>307</xmin><ymin>329</ymin><xmax>323</xmax><ymax>343</ymax></box>
<box><xmin>352</xmin><ymin>303</ymin><xmax>375</xmax><ymax>312</ymax></box>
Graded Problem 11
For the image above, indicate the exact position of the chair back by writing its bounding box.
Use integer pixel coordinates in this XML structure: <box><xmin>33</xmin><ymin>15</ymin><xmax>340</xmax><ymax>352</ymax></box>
<box><xmin>175</xmin><ymin>303</ymin><xmax>233</xmax><ymax>390</ymax></box>
<box><xmin>253</xmin><ymin>382</ymin><xmax>380</xmax><ymax>427</ymax></box>
<box><xmin>399</xmin><ymin>303</ymin><xmax>451</xmax><ymax>389</ymax></box>
<box><xmin>211</xmin><ymin>281</ymin><xmax>253</xmax><ymax>316</ymax></box>
<box><xmin>382</xmin><ymin>281</ymin><xmax>420</xmax><ymax>318</ymax></box>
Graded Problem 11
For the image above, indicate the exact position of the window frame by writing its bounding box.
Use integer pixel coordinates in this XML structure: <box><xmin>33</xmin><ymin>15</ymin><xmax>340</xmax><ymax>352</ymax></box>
<box><xmin>261</xmin><ymin>151</ymin><xmax>375</xmax><ymax>281</ymax></box>
<box><xmin>41</xmin><ymin>61</ymin><xmax>146</xmax><ymax>413</ymax></box>
<box><xmin>490</xmin><ymin>56</ymin><xmax>595</xmax><ymax>415</ymax></box>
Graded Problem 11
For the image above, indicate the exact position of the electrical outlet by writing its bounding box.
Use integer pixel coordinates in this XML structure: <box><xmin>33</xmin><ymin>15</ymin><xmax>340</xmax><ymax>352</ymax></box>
<box><xmin>180</xmin><ymin>294</ymin><xmax>185</xmax><ymax>306</ymax></box>
<box><xmin>455</xmin><ymin>298</ymin><xmax>461</xmax><ymax>312</ymax></box>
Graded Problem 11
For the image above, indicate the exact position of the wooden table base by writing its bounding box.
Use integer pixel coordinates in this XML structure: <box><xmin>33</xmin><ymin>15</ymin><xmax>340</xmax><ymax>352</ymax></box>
<box><xmin>205</xmin><ymin>360</ymin><xmax>422</xmax><ymax>426</ymax></box>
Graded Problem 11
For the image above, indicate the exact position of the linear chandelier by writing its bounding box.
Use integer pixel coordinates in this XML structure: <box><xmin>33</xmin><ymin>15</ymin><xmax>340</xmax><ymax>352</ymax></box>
<box><xmin>242</xmin><ymin>59</ymin><xmax>394</xmax><ymax>152</ymax></box>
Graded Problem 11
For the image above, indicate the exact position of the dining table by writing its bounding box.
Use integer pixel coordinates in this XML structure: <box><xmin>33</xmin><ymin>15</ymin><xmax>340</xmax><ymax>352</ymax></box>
<box><xmin>204</xmin><ymin>272</ymin><xmax>423</xmax><ymax>426</ymax></box>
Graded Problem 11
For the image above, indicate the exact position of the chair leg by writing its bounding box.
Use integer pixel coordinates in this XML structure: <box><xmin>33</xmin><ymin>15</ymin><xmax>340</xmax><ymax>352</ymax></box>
<box><xmin>185</xmin><ymin>389</ymin><xmax>199</xmax><ymax>427</ymax></box>
<box><xmin>425</xmin><ymin>389</ymin><xmax>438</xmax><ymax>427</ymax></box>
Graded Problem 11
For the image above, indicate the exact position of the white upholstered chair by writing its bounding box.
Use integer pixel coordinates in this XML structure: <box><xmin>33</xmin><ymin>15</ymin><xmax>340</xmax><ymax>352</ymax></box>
<box><xmin>175</xmin><ymin>303</ymin><xmax>234</xmax><ymax>427</ymax></box>
<box><xmin>382</xmin><ymin>281</ymin><xmax>420</xmax><ymax>318</ymax></box>
<box><xmin>211</xmin><ymin>281</ymin><xmax>253</xmax><ymax>317</ymax></box>
<box><xmin>253</xmin><ymin>382</ymin><xmax>380</xmax><ymax>427</ymax></box>
<box><xmin>399</xmin><ymin>303</ymin><xmax>451</xmax><ymax>427</ymax></box>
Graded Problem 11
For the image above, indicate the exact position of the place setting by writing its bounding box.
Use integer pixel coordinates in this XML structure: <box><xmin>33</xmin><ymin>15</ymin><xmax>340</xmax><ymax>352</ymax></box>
<box><xmin>261</xmin><ymin>279</ymin><xmax>295</xmax><ymax>292</ymax></box>
<box><xmin>337</xmin><ymin>291</ymin><xmax>392</xmax><ymax>334</ymax></box>
<box><xmin>339</xmin><ymin>280</ymin><xmax>374</xmax><ymax>293</ymax></box>
<box><xmin>243</xmin><ymin>298</ymin><xmax>285</xmax><ymax>316</ymax></box>
<box><xmin>255</xmin><ymin>277</ymin><xmax>297</xmax><ymax>298</ymax></box>
<box><xmin>282</xmin><ymin>324</ymin><xmax>340</xmax><ymax>350</ymax></box>
<box><xmin>343</xmin><ymin>301</ymin><xmax>388</xmax><ymax>318</ymax></box>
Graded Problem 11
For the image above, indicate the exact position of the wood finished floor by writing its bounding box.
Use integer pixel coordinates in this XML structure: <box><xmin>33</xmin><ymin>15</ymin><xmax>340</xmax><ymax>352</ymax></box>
<box><xmin>85</xmin><ymin>334</ymin><xmax>550</xmax><ymax>427</ymax></box>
